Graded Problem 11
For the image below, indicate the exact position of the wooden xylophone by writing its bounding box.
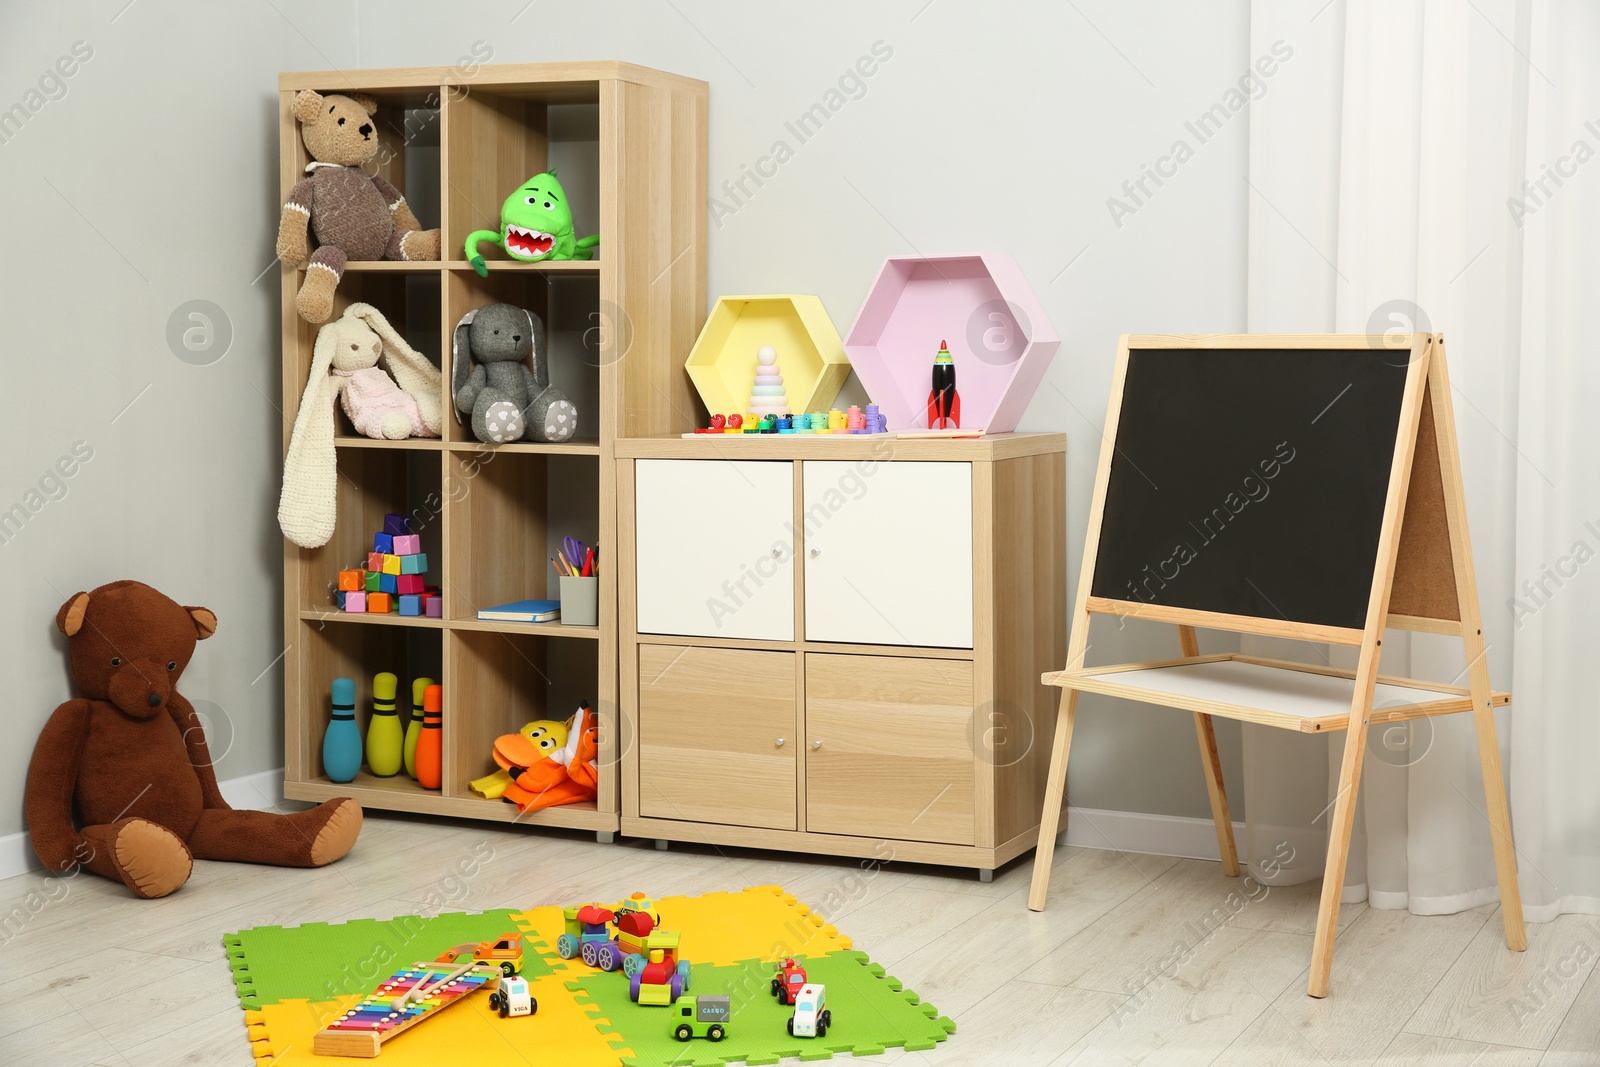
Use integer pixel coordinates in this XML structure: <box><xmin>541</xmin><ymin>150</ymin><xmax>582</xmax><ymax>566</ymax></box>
<box><xmin>312</xmin><ymin>958</ymin><xmax>499</xmax><ymax>1058</ymax></box>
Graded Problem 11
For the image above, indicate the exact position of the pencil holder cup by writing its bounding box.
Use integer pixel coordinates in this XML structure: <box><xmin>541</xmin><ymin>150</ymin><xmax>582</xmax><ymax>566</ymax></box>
<box><xmin>559</xmin><ymin>576</ymin><xmax>598</xmax><ymax>626</ymax></box>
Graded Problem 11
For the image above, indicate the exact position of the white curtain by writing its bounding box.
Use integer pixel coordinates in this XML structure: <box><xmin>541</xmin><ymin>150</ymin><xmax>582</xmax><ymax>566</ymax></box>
<box><xmin>1242</xmin><ymin>0</ymin><xmax>1599</xmax><ymax>921</ymax></box>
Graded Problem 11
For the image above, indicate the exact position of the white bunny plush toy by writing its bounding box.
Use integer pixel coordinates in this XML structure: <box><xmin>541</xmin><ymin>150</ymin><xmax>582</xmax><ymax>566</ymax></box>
<box><xmin>278</xmin><ymin>303</ymin><xmax>441</xmax><ymax>548</ymax></box>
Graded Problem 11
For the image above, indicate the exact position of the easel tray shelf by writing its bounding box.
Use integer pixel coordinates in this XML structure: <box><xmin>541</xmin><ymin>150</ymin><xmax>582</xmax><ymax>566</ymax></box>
<box><xmin>1045</xmin><ymin>653</ymin><xmax>1509</xmax><ymax>734</ymax></box>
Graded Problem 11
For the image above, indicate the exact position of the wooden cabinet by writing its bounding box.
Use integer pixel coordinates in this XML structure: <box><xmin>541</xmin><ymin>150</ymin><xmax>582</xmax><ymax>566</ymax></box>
<box><xmin>803</xmin><ymin>461</ymin><xmax>973</xmax><ymax>648</ymax></box>
<box><xmin>634</xmin><ymin>459</ymin><xmax>795</xmax><ymax>641</ymax></box>
<box><xmin>805</xmin><ymin>654</ymin><xmax>975</xmax><ymax>844</ymax></box>
<box><xmin>618</xmin><ymin>433</ymin><xmax>1067</xmax><ymax>875</ymax></box>
<box><xmin>637</xmin><ymin>645</ymin><xmax>796</xmax><ymax>830</ymax></box>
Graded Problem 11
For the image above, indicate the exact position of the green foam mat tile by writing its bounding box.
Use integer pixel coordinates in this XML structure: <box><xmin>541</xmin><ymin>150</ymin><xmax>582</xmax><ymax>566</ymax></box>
<box><xmin>566</xmin><ymin>950</ymin><xmax>953</xmax><ymax>1067</ymax></box>
<box><xmin>221</xmin><ymin>908</ymin><xmax>537</xmax><ymax>1009</ymax></box>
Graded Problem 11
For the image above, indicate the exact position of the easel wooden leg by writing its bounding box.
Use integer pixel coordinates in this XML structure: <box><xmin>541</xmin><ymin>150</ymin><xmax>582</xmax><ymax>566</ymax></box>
<box><xmin>1193</xmin><ymin>714</ymin><xmax>1240</xmax><ymax>877</ymax></box>
<box><xmin>1308</xmin><ymin>722</ymin><xmax>1369</xmax><ymax>998</ymax></box>
<box><xmin>1027</xmin><ymin>687</ymin><xmax>1079</xmax><ymax>912</ymax></box>
<box><xmin>1470</xmin><ymin>700</ymin><xmax>1528</xmax><ymax>951</ymax></box>
<box><xmin>1179</xmin><ymin>625</ymin><xmax>1239</xmax><ymax>876</ymax></box>
<box><xmin>1428</xmin><ymin>338</ymin><xmax>1527</xmax><ymax>953</ymax></box>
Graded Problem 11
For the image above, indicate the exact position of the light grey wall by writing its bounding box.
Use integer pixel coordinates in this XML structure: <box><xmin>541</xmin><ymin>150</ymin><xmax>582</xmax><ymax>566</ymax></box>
<box><xmin>0</xmin><ymin>0</ymin><xmax>1259</xmax><ymax>841</ymax></box>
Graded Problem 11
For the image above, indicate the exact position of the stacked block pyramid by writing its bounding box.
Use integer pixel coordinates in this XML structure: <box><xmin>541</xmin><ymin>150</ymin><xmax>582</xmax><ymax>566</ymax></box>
<box><xmin>336</xmin><ymin>513</ymin><xmax>440</xmax><ymax>617</ymax></box>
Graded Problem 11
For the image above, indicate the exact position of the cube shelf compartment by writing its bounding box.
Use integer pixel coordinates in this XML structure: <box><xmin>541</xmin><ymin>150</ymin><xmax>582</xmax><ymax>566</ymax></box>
<box><xmin>844</xmin><ymin>254</ymin><xmax>1059</xmax><ymax>433</ymax></box>
<box><xmin>278</xmin><ymin>62</ymin><xmax>707</xmax><ymax>833</ymax></box>
<box><xmin>684</xmin><ymin>295</ymin><xmax>850</xmax><ymax>418</ymax></box>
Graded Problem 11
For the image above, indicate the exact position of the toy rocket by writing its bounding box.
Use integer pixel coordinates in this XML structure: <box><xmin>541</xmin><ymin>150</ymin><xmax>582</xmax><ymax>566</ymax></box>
<box><xmin>927</xmin><ymin>340</ymin><xmax>961</xmax><ymax>429</ymax></box>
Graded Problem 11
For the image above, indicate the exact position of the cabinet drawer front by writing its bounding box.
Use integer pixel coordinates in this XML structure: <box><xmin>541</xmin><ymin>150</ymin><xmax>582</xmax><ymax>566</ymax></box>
<box><xmin>638</xmin><ymin>645</ymin><xmax>797</xmax><ymax>830</ymax></box>
<box><xmin>802</xmin><ymin>461</ymin><xmax>973</xmax><ymax>648</ymax></box>
<box><xmin>634</xmin><ymin>460</ymin><xmax>795</xmax><ymax>640</ymax></box>
<box><xmin>804</xmin><ymin>653</ymin><xmax>975</xmax><ymax>845</ymax></box>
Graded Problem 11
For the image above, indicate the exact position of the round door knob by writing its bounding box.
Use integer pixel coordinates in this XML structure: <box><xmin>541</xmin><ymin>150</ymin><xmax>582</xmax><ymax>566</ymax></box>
<box><xmin>809</xmin><ymin>548</ymin><xmax>821</xmax><ymax>558</ymax></box>
<box><xmin>771</xmin><ymin>548</ymin><xmax>783</xmax><ymax>560</ymax></box>
<box><xmin>775</xmin><ymin>737</ymin><xmax>786</xmax><ymax>747</ymax></box>
<box><xmin>811</xmin><ymin>740</ymin><xmax>823</xmax><ymax>750</ymax></box>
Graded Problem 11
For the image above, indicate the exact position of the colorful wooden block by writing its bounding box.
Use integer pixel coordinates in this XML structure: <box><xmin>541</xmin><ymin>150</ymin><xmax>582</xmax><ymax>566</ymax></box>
<box><xmin>398</xmin><ymin>594</ymin><xmax>422</xmax><ymax>616</ymax></box>
<box><xmin>378</xmin><ymin>572</ymin><xmax>398</xmax><ymax>595</ymax></box>
<box><xmin>424</xmin><ymin>594</ymin><xmax>442</xmax><ymax>618</ymax></box>
<box><xmin>343</xmin><ymin>591</ymin><xmax>367</xmax><ymax>613</ymax></box>
<box><xmin>364</xmin><ymin>571</ymin><xmax>381</xmax><ymax>592</ymax></box>
<box><xmin>367</xmin><ymin>592</ymin><xmax>392</xmax><ymax>613</ymax></box>
<box><xmin>372</xmin><ymin>532</ymin><xmax>393</xmax><ymax>554</ymax></box>
<box><xmin>392</xmin><ymin>534</ymin><xmax>420</xmax><ymax>555</ymax></box>
<box><xmin>383</xmin><ymin>514</ymin><xmax>410</xmax><ymax>536</ymax></box>
<box><xmin>400</xmin><ymin>553</ymin><xmax>428</xmax><ymax>575</ymax></box>
<box><xmin>337</xmin><ymin>570</ymin><xmax>362</xmax><ymax>592</ymax></box>
<box><xmin>367</xmin><ymin>552</ymin><xmax>385</xmax><ymax>573</ymax></box>
<box><xmin>381</xmin><ymin>554</ymin><xmax>401</xmax><ymax>575</ymax></box>
<box><xmin>396</xmin><ymin>574</ymin><xmax>424</xmax><ymax>595</ymax></box>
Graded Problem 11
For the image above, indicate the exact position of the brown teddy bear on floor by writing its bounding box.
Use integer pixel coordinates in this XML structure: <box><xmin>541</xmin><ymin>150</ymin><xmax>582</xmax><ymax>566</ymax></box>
<box><xmin>25</xmin><ymin>580</ymin><xmax>362</xmax><ymax>898</ymax></box>
<box><xmin>277</xmin><ymin>89</ymin><xmax>441</xmax><ymax>323</ymax></box>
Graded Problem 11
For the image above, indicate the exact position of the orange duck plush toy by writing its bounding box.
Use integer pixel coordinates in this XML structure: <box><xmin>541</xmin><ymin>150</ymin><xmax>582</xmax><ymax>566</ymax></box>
<box><xmin>25</xmin><ymin>581</ymin><xmax>362</xmax><ymax>898</ymax></box>
<box><xmin>470</xmin><ymin>703</ymin><xmax>598</xmax><ymax>813</ymax></box>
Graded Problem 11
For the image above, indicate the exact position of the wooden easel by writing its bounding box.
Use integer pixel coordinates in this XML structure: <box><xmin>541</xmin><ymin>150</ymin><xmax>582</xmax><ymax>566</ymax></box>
<box><xmin>1027</xmin><ymin>333</ymin><xmax>1526</xmax><ymax>998</ymax></box>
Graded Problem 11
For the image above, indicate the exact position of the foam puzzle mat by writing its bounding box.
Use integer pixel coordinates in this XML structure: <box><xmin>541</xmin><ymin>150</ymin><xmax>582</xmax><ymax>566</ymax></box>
<box><xmin>224</xmin><ymin>886</ymin><xmax>955</xmax><ymax>1066</ymax></box>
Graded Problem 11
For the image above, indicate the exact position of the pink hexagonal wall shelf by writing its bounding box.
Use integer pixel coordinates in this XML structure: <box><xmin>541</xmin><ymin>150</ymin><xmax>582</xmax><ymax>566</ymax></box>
<box><xmin>844</xmin><ymin>254</ymin><xmax>1059</xmax><ymax>432</ymax></box>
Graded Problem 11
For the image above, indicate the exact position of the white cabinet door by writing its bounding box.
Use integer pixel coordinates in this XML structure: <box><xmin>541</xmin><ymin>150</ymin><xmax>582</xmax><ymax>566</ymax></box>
<box><xmin>803</xmin><ymin>461</ymin><xmax>973</xmax><ymax>648</ymax></box>
<box><xmin>634</xmin><ymin>460</ymin><xmax>795</xmax><ymax>640</ymax></box>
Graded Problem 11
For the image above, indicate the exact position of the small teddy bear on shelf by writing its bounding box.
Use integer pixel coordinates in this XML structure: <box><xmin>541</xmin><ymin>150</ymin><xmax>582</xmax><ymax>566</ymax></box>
<box><xmin>452</xmin><ymin>303</ymin><xmax>577</xmax><ymax>444</ymax></box>
<box><xmin>276</xmin><ymin>90</ymin><xmax>442</xmax><ymax>323</ymax></box>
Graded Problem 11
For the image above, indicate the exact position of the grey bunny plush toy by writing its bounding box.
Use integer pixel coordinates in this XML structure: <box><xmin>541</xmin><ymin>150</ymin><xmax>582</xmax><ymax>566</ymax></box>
<box><xmin>451</xmin><ymin>303</ymin><xmax>577</xmax><ymax>443</ymax></box>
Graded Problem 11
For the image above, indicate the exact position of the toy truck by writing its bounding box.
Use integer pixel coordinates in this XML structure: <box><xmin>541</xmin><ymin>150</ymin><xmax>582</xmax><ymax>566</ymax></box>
<box><xmin>486</xmin><ymin>975</ymin><xmax>537</xmax><ymax>1018</ymax></box>
<box><xmin>670</xmin><ymin>994</ymin><xmax>731</xmax><ymax>1041</ymax></box>
<box><xmin>771</xmin><ymin>957</ymin><xmax>807</xmax><ymax>1005</ymax></box>
<box><xmin>788</xmin><ymin>984</ymin><xmax>831</xmax><ymax>1038</ymax></box>
<box><xmin>434</xmin><ymin>932</ymin><xmax>524</xmax><ymax>976</ymax></box>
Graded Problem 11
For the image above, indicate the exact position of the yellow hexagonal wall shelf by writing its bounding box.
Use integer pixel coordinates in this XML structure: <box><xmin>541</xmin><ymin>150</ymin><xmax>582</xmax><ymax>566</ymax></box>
<box><xmin>684</xmin><ymin>295</ymin><xmax>851</xmax><ymax>418</ymax></box>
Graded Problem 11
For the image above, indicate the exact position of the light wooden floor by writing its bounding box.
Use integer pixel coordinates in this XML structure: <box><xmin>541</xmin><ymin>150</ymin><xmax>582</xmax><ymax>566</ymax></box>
<box><xmin>2</xmin><ymin>812</ymin><xmax>1595</xmax><ymax>1066</ymax></box>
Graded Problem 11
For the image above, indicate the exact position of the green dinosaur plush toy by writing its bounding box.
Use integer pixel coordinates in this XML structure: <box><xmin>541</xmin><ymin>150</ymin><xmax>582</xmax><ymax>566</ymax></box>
<box><xmin>465</xmin><ymin>169</ymin><xmax>598</xmax><ymax>275</ymax></box>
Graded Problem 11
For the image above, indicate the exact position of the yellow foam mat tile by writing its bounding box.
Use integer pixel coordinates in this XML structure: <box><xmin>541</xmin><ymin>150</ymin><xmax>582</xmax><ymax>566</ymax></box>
<box><xmin>255</xmin><ymin>972</ymin><xmax>627</xmax><ymax>1067</ymax></box>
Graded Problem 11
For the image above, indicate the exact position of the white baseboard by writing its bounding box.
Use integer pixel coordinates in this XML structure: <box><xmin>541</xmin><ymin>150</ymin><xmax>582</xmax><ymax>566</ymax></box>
<box><xmin>1064</xmin><ymin>805</ymin><xmax>1250</xmax><ymax>864</ymax></box>
<box><xmin>2</xmin><ymin>787</ymin><xmax>1244</xmax><ymax>883</ymax></box>
<box><xmin>0</xmin><ymin>767</ymin><xmax>288</xmax><ymax>882</ymax></box>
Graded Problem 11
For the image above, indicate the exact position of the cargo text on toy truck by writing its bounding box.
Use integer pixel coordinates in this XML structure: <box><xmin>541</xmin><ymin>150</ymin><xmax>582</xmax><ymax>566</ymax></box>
<box><xmin>671</xmin><ymin>995</ymin><xmax>731</xmax><ymax>1041</ymax></box>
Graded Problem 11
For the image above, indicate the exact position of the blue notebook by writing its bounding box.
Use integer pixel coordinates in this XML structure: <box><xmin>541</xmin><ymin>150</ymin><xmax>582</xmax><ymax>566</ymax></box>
<box><xmin>476</xmin><ymin>599</ymin><xmax>561</xmax><ymax>623</ymax></box>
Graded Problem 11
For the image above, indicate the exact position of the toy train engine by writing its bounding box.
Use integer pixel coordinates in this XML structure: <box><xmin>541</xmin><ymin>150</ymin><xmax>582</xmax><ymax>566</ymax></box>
<box><xmin>628</xmin><ymin>935</ymin><xmax>691</xmax><ymax>1006</ymax></box>
<box><xmin>557</xmin><ymin>904</ymin><xmax>623</xmax><ymax>970</ymax></box>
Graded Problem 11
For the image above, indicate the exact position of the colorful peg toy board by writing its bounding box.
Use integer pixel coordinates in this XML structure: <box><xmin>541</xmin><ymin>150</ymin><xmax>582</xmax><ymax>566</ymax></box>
<box><xmin>224</xmin><ymin>886</ymin><xmax>954</xmax><ymax>1066</ymax></box>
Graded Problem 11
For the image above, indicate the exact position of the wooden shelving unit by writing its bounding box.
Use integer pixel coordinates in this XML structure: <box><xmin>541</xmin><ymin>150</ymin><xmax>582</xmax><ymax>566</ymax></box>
<box><xmin>277</xmin><ymin>62</ymin><xmax>707</xmax><ymax>834</ymax></box>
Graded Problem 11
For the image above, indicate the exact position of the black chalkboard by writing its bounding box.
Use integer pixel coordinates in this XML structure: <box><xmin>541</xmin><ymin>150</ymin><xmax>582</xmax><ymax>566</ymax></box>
<box><xmin>1089</xmin><ymin>347</ymin><xmax>1411</xmax><ymax>630</ymax></box>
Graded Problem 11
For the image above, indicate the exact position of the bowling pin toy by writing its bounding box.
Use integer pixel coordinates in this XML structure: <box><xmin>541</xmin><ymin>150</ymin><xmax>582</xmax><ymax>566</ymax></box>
<box><xmin>415</xmin><ymin>683</ymin><xmax>444</xmax><ymax>789</ymax></box>
<box><xmin>322</xmin><ymin>677</ymin><xmax>362</xmax><ymax>783</ymax></box>
<box><xmin>366</xmin><ymin>672</ymin><xmax>404</xmax><ymax>777</ymax></box>
<box><xmin>403</xmin><ymin>676</ymin><xmax>433</xmax><ymax>779</ymax></box>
